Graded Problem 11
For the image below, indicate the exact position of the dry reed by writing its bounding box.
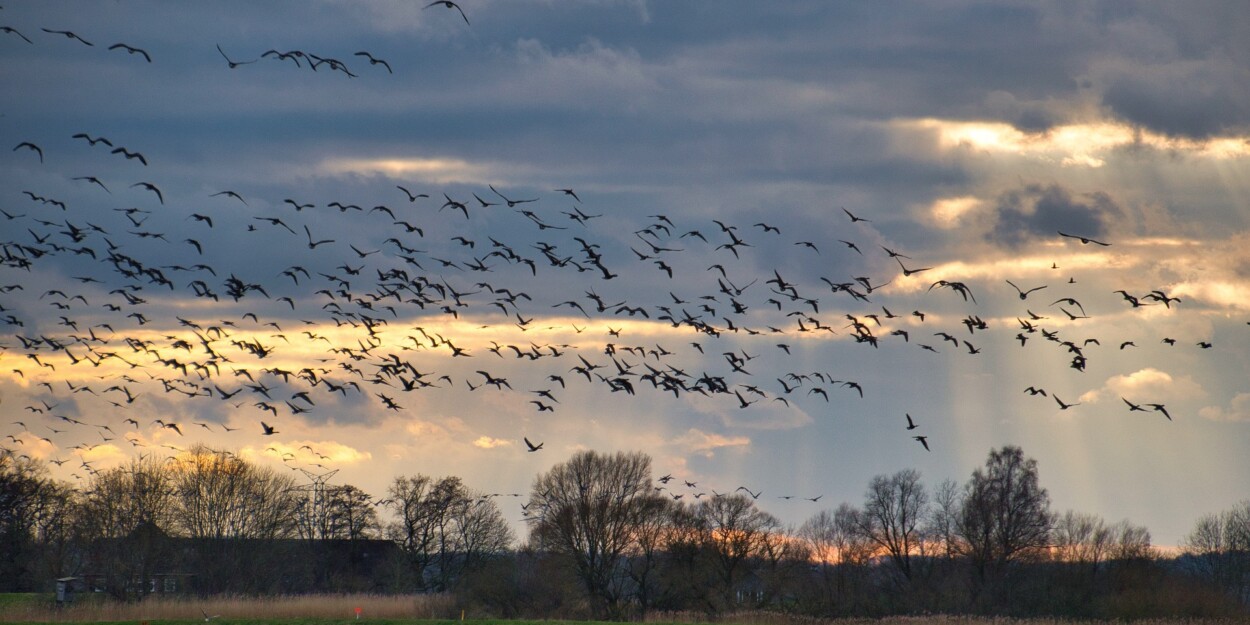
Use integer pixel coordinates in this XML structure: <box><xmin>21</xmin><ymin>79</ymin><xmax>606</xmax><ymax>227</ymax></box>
<box><xmin>646</xmin><ymin>613</ymin><xmax>1250</xmax><ymax>625</ymax></box>
<box><xmin>0</xmin><ymin>592</ymin><xmax>454</xmax><ymax>622</ymax></box>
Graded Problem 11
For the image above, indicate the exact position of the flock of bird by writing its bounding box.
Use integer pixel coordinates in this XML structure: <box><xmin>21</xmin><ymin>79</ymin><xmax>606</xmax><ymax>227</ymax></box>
<box><xmin>0</xmin><ymin>8</ymin><xmax>1224</xmax><ymax>511</ymax></box>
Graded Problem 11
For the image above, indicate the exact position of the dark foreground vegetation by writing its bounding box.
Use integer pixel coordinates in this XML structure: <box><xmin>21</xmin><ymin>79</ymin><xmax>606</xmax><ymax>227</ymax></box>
<box><xmin>3</xmin><ymin>445</ymin><xmax>1249</xmax><ymax>620</ymax></box>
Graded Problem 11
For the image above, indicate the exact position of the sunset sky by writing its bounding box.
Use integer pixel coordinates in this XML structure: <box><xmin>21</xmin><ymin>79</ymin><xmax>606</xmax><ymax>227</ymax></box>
<box><xmin>3</xmin><ymin>1</ymin><xmax>1250</xmax><ymax>547</ymax></box>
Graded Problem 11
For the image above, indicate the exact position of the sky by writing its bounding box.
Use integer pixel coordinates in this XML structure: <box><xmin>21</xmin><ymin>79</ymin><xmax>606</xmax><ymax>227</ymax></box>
<box><xmin>2</xmin><ymin>1</ymin><xmax>1250</xmax><ymax>548</ymax></box>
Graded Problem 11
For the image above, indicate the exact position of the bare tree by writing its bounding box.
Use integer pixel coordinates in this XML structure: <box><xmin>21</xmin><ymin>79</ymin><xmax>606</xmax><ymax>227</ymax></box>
<box><xmin>622</xmin><ymin>494</ymin><xmax>681</xmax><ymax>617</ymax></box>
<box><xmin>928</xmin><ymin>478</ymin><xmax>963</xmax><ymax>560</ymax></box>
<box><xmin>320</xmin><ymin>484</ymin><xmax>380</xmax><ymax>540</ymax></box>
<box><xmin>387</xmin><ymin>474</ymin><xmax>512</xmax><ymax>592</ymax></box>
<box><xmin>1182</xmin><ymin>500</ymin><xmax>1250</xmax><ymax>602</ymax></box>
<box><xmin>527</xmin><ymin>450</ymin><xmax>664</xmax><ymax>619</ymax></box>
<box><xmin>795</xmin><ymin>503</ymin><xmax>876</xmax><ymax>612</ymax></box>
<box><xmin>1052</xmin><ymin>510</ymin><xmax>1112</xmax><ymax>571</ymax></box>
<box><xmin>80</xmin><ymin>455</ymin><xmax>175</xmax><ymax>539</ymax></box>
<box><xmin>0</xmin><ymin>452</ymin><xmax>66</xmax><ymax>591</ymax></box>
<box><xmin>28</xmin><ymin>478</ymin><xmax>80</xmax><ymax>584</ymax></box>
<box><xmin>168</xmin><ymin>446</ymin><xmax>300</xmax><ymax>540</ymax></box>
<box><xmin>1107</xmin><ymin>519</ymin><xmax>1154</xmax><ymax>561</ymax></box>
<box><xmin>957</xmin><ymin>446</ymin><xmax>1053</xmax><ymax>584</ymax></box>
<box><xmin>857</xmin><ymin>468</ymin><xmax>929</xmax><ymax>582</ymax></box>
<box><xmin>693</xmin><ymin>493</ymin><xmax>783</xmax><ymax>610</ymax></box>
<box><xmin>78</xmin><ymin>455</ymin><xmax>177</xmax><ymax>599</ymax></box>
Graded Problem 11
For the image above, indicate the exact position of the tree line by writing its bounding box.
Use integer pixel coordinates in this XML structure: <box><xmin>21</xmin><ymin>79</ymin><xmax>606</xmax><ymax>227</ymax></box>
<box><xmin>2</xmin><ymin>444</ymin><xmax>1248</xmax><ymax>618</ymax></box>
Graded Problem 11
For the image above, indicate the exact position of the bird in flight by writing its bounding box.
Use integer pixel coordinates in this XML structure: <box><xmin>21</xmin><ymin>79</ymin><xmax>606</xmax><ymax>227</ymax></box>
<box><xmin>211</xmin><ymin>190</ymin><xmax>247</xmax><ymax>205</ymax></box>
<box><xmin>1006</xmin><ymin>279</ymin><xmax>1047</xmax><ymax>300</ymax></box>
<box><xmin>304</xmin><ymin>225</ymin><xmax>334</xmax><ymax>249</ymax></box>
<box><xmin>1058</xmin><ymin>231</ymin><xmax>1110</xmax><ymax>246</ymax></box>
<box><xmin>111</xmin><ymin>146</ymin><xmax>148</xmax><ymax>166</ymax></box>
<box><xmin>354</xmin><ymin>51</ymin><xmax>392</xmax><ymax>74</ymax></box>
<box><xmin>424</xmin><ymin>0</ymin><xmax>471</xmax><ymax>24</ymax></box>
<box><xmin>108</xmin><ymin>42</ymin><xmax>152</xmax><ymax>63</ymax></box>
<box><xmin>895</xmin><ymin>257</ymin><xmax>932</xmax><ymax>277</ymax></box>
<box><xmin>396</xmin><ymin>185</ymin><xmax>427</xmax><ymax>202</ymax></box>
<box><xmin>842</xmin><ymin>207</ymin><xmax>870</xmax><ymax>223</ymax></box>
<box><xmin>72</xmin><ymin>176</ymin><xmax>110</xmax><ymax>193</ymax></box>
<box><xmin>1147</xmin><ymin>403</ymin><xmax>1172</xmax><ymax>421</ymax></box>
<box><xmin>217</xmin><ymin>43</ymin><xmax>257</xmax><ymax>68</ymax></box>
<box><xmin>523</xmin><ymin>437</ymin><xmax>543</xmax><ymax>452</ymax></box>
<box><xmin>1053</xmin><ymin>395</ymin><xmax>1080</xmax><ymax>410</ymax></box>
<box><xmin>12</xmin><ymin>142</ymin><xmax>43</xmax><ymax>163</ymax></box>
<box><xmin>913</xmin><ymin>435</ymin><xmax>930</xmax><ymax>451</ymax></box>
<box><xmin>905</xmin><ymin>413</ymin><xmax>918</xmax><ymax>430</ymax></box>
<box><xmin>261</xmin><ymin>421</ymin><xmax>278</xmax><ymax>435</ymax></box>
<box><xmin>41</xmin><ymin>28</ymin><xmax>93</xmax><ymax>46</ymax></box>
<box><xmin>130</xmin><ymin>182</ymin><xmax>164</xmax><ymax>204</ymax></box>
<box><xmin>1</xmin><ymin>26</ymin><xmax>34</xmax><ymax>44</ymax></box>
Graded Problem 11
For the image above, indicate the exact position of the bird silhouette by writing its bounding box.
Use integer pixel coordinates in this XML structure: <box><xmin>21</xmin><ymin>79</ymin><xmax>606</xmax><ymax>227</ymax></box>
<box><xmin>354</xmin><ymin>51</ymin><xmax>392</xmax><ymax>73</ymax></box>
<box><xmin>424</xmin><ymin>0</ymin><xmax>471</xmax><ymax>24</ymax></box>
<box><xmin>842</xmin><ymin>207</ymin><xmax>870</xmax><ymax>223</ymax></box>
<box><xmin>1006</xmin><ymin>279</ymin><xmax>1047</xmax><ymax>300</ymax></box>
<box><xmin>13</xmin><ymin>142</ymin><xmax>43</xmax><ymax>163</ymax></box>
<box><xmin>1</xmin><ymin>26</ymin><xmax>34</xmax><ymax>44</ymax></box>
<box><xmin>41</xmin><ymin>28</ymin><xmax>93</xmax><ymax>46</ymax></box>
<box><xmin>108</xmin><ymin>42</ymin><xmax>152</xmax><ymax>62</ymax></box>
<box><xmin>130</xmin><ymin>182</ymin><xmax>164</xmax><ymax>204</ymax></box>
<box><xmin>1058</xmin><ymin>231</ymin><xmax>1110</xmax><ymax>246</ymax></box>
<box><xmin>217</xmin><ymin>43</ymin><xmax>257</xmax><ymax>68</ymax></box>
<box><xmin>111</xmin><ymin>147</ymin><xmax>148</xmax><ymax>165</ymax></box>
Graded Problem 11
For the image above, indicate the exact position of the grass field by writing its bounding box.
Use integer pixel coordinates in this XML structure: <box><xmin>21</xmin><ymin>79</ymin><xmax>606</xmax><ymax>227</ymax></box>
<box><xmin>0</xmin><ymin>592</ymin><xmax>452</xmax><ymax>623</ymax></box>
<box><xmin>1</xmin><ymin>595</ymin><xmax>1247</xmax><ymax>625</ymax></box>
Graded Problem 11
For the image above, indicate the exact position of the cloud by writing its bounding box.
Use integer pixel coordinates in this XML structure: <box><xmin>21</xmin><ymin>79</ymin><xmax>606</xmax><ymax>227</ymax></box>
<box><xmin>318</xmin><ymin>156</ymin><xmax>493</xmax><ymax>185</ymax></box>
<box><xmin>509</xmin><ymin>37</ymin><xmax>658</xmax><ymax>111</ymax></box>
<box><xmin>1199</xmin><ymin>393</ymin><xmax>1250</xmax><ymax>422</ymax></box>
<box><xmin>1097</xmin><ymin>59</ymin><xmax>1250</xmax><ymax>140</ymax></box>
<box><xmin>926</xmin><ymin>195</ymin><xmax>985</xmax><ymax>229</ymax></box>
<box><xmin>673</xmin><ymin>428</ymin><xmax>750</xmax><ymax>458</ymax></box>
<box><xmin>1079</xmin><ymin>368</ymin><xmax>1205</xmax><ymax>404</ymax></box>
<box><xmin>473</xmin><ymin>436</ymin><xmax>513</xmax><ymax>449</ymax></box>
<box><xmin>987</xmin><ymin>183</ymin><xmax>1121</xmax><ymax>248</ymax></box>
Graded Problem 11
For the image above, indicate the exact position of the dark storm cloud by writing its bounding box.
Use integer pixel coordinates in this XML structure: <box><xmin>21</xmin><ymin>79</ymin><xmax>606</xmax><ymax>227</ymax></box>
<box><xmin>1099</xmin><ymin>64</ymin><xmax>1250</xmax><ymax>139</ymax></box>
<box><xmin>987</xmin><ymin>184</ymin><xmax>1121</xmax><ymax>248</ymax></box>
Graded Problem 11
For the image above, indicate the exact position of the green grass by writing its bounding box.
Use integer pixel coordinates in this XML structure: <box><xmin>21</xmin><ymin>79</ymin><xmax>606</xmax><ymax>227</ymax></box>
<box><xmin>0</xmin><ymin>596</ymin><xmax>53</xmax><ymax>613</ymax></box>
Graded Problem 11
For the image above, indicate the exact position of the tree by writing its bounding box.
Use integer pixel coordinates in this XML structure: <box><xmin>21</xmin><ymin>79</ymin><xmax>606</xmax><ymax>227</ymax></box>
<box><xmin>387</xmin><ymin>474</ymin><xmax>512</xmax><ymax>592</ymax></box>
<box><xmin>527</xmin><ymin>450</ymin><xmax>666</xmax><ymax>619</ymax></box>
<box><xmin>79</xmin><ymin>454</ymin><xmax>175</xmax><ymax>540</ymax></box>
<box><xmin>1052</xmin><ymin>510</ymin><xmax>1112</xmax><ymax>571</ymax></box>
<box><xmin>798</xmin><ymin>505</ymin><xmax>866</xmax><ymax>610</ymax></box>
<box><xmin>693</xmin><ymin>493</ymin><xmax>783</xmax><ymax>610</ymax></box>
<box><xmin>928</xmin><ymin>478</ymin><xmax>963</xmax><ymax>560</ymax></box>
<box><xmin>1182</xmin><ymin>500</ymin><xmax>1250</xmax><ymax>603</ymax></box>
<box><xmin>957</xmin><ymin>446</ymin><xmax>1053</xmax><ymax>585</ymax></box>
<box><xmin>1107</xmin><ymin>519</ymin><xmax>1153</xmax><ymax>562</ymax></box>
<box><xmin>857</xmin><ymin>468</ymin><xmax>929</xmax><ymax>582</ymax></box>
<box><xmin>620</xmin><ymin>494</ymin><xmax>681</xmax><ymax>617</ymax></box>
<box><xmin>78</xmin><ymin>455</ymin><xmax>178</xmax><ymax>599</ymax></box>
<box><xmin>168</xmin><ymin>446</ymin><xmax>301</xmax><ymax>539</ymax></box>
<box><xmin>319</xmin><ymin>484</ymin><xmax>381</xmax><ymax>540</ymax></box>
<box><xmin>0</xmin><ymin>452</ymin><xmax>60</xmax><ymax>591</ymax></box>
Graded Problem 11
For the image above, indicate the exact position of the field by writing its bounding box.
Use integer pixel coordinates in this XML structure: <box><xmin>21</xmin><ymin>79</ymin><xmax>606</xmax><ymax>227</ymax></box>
<box><xmin>1</xmin><ymin>594</ymin><xmax>1248</xmax><ymax>625</ymax></box>
<box><xmin>0</xmin><ymin>592</ymin><xmax>452</xmax><ymax>623</ymax></box>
